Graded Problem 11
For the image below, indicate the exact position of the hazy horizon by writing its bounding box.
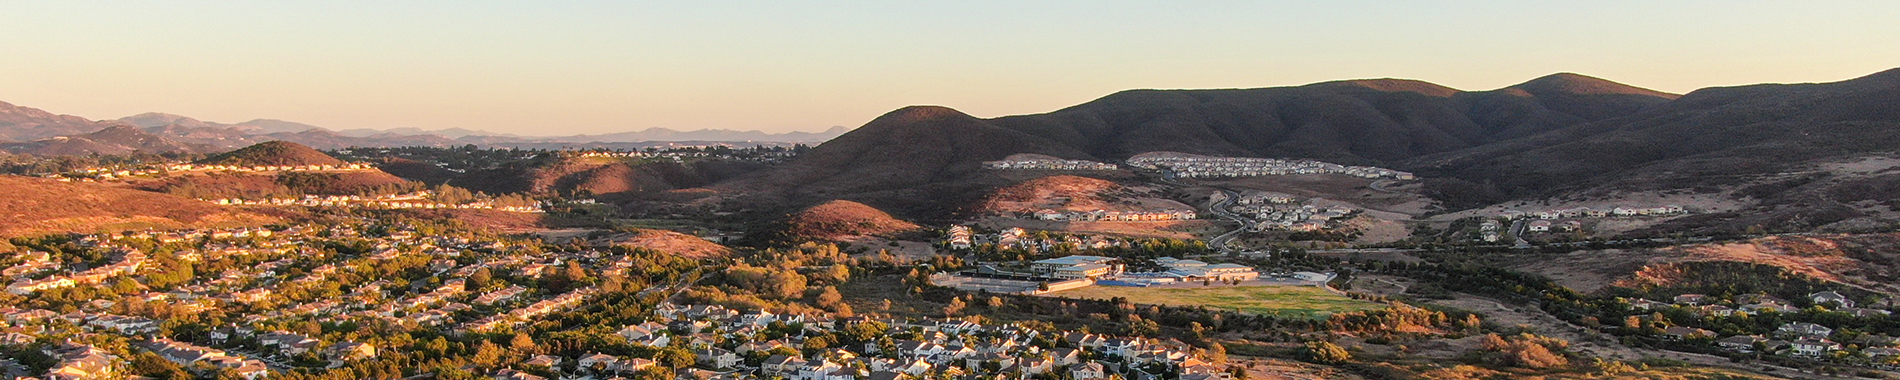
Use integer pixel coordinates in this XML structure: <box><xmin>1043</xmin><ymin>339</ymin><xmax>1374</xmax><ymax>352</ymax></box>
<box><xmin>4</xmin><ymin>1</ymin><xmax>1896</xmax><ymax>135</ymax></box>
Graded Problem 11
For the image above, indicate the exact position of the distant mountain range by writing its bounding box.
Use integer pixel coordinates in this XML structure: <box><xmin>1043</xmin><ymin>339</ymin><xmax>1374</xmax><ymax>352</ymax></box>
<box><xmin>0</xmin><ymin>106</ymin><xmax>851</xmax><ymax>155</ymax></box>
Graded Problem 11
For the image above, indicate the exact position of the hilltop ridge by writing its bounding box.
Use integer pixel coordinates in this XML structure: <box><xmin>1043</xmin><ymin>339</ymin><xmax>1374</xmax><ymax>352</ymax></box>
<box><xmin>197</xmin><ymin>141</ymin><xmax>346</xmax><ymax>167</ymax></box>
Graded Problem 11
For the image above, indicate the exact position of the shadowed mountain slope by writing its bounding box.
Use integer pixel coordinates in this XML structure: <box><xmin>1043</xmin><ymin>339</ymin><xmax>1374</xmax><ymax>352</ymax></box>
<box><xmin>720</xmin><ymin>73</ymin><xmax>1678</xmax><ymax>218</ymax></box>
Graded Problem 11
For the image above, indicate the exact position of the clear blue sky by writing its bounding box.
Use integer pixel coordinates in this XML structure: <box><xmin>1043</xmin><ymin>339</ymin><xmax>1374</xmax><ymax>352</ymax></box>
<box><xmin>2</xmin><ymin>1</ymin><xmax>1896</xmax><ymax>135</ymax></box>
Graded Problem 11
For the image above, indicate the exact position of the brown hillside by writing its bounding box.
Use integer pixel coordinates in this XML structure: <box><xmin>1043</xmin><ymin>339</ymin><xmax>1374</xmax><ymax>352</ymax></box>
<box><xmin>136</xmin><ymin>170</ymin><xmax>410</xmax><ymax>199</ymax></box>
<box><xmin>979</xmin><ymin>175</ymin><xmax>1128</xmax><ymax>214</ymax></box>
<box><xmin>0</xmin><ymin>175</ymin><xmax>276</xmax><ymax>237</ymax></box>
<box><xmin>593</xmin><ymin>229</ymin><xmax>734</xmax><ymax>259</ymax></box>
<box><xmin>198</xmin><ymin>141</ymin><xmax>345</xmax><ymax>167</ymax></box>
<box><xmin>717</xmin><ymin>106</ymin><xmax>1095</xmax><ymax>217</ymax></box>
<box><xmin>447</xmin><ymin>156</ymin><xmax>767</xmax><ymax>199</ymax></box>
<box><xmin>784</xmin><ymin>200</ymin><xmax>920</xmax><ymax>240</ymax></box>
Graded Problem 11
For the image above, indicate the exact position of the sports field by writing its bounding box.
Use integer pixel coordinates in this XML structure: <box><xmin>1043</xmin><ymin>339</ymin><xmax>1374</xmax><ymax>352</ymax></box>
<box><xmin>1047</xmin><ymin>284</ymin><xmax>1383</xmax><ymax>319</ymax></box>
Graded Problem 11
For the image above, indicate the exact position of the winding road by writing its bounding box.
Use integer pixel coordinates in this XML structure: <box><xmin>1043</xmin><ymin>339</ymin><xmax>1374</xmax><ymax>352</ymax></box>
<box><xmin>1204</xmin><ymin>188</ymin><xmax>1254</xmax><ymax>254</ymax></box>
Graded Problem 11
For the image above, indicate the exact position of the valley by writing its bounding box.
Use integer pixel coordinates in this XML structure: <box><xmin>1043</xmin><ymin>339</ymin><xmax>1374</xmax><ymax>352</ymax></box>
<box><xmin>2</xmin><ymin>68</ymin><xmax>1900</xmax><ymax>380</ymax></box>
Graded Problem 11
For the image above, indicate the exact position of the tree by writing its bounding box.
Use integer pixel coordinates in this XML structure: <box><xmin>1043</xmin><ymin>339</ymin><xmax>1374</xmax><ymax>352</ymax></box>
<box><xmin>473</xmin><ymin>339</ymin><xmax>504</xmax><ymax>368</ymax></box>
<box><xmin>814</xmin><ymin>286</ymin><xmax>845</xmax><ymax>311</ymax></box>
<box><xmin>944</xmin><ymin>297</ymin><xmax>967</xmax><ymax>317</ymax></box>
<box><xmin>631</xmin><ymin>366</ymin><xmax>672</xmax><ymax>380</ymax></box>
<box><xmin>468</xmin><ymin>267</ymin><xmax>493</xmax><ymax>291</ymax></box>
<box><xmin>1204</xmin><ymin>342</ymin><xmax>1228</xmax><ymax>365</ymax></box>
<box><xmin>510</xmin><ymin>333</ymin><xmax>537</xmax><ymax>353</ymax></box>
<box><xmin>654</xmin><ymin>347</ymin><xmax>697</xmax><ymax>369</ymax></box>
<box><xmin>129</xmin><ymin>352</ymin><xmax>190</xmax><ymax>380</ymax></box>
<box><xmin>1303</xmin><ymin>341</ymin><xmax>1350</xmax><ymax>364</ymax></box>
<box><xmin>1480</xmin><ymin>333</ymin><xmax>1569</xmax><ymax>369</ymax></box>
<box><xmin>1125</xmin><ymin>317</ymin><xmax>1160</xmax><ymax>337</ymax></box>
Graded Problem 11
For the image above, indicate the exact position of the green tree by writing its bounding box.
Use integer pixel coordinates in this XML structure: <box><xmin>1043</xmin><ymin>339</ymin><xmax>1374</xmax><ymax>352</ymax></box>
<box><xmin>467</xmin><ymin>267</ymin><xmax>493</xmax><ymax>291</ymax></box>
<box><xmin>943</xmin><ymin>297</ymin><xmax>966</xmax><ymax>317</ymax></box>
<box><xmin>654</xmin><ymin>347</ymin><xmax>697</xmax><ymax>369</ymax></box>
<box><xmin>473</xmin><ymin>339</ymin><xmax>504</xmax><ymax>369</ymax></box>
<box><xmin>510</xmin><ymin>333</ymin><xmax>537</xmax><ymax>353</ymax></box>
<box><xmin>1303</xmin><ymin>341</ymin><xmax>1351</xmax><ymax>364</ymax></box>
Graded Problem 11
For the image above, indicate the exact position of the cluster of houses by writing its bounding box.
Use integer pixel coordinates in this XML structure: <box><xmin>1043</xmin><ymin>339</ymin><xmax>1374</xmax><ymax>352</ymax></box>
<box><xmin>137</xmin><ymin>338</ymin><xmax>275</xmax><ymax>380</ymax></box>
<box><xmin>40</xmin><ymin>161</ymin><xmax>374</xmax><ymax>183</ymax></box>
<box><xmin>982</xmin><ymin>158</ymin><xmax>1120</xmax><ymax>171</ymax></box>
<box><xmin>164</xmin><ymin>163</ymin><xmax>375</xmax><ymax>173</ymax></box>
<box><xmin>1230</xmin><ymin>192</ymin><xmax>1295</xmax><ymax>206</ymax></box>
<box><xmin>945</xmin><ymin>226</ymin><xmax>1132</xmax><ymax>253</ymax></box>
<box><xmin>575</xmin><ymin>150</ymin><xmax>650</xmax><ymax>158</ymax></box>
<box><xmin>0</xmin><ymin>308</ymin><xmax>285</xmax><ymax>380</ymax></box>
<box><xmin>561</xmin><ymin>147</ymin><xmax>799</xmax><ymax>164</ymax></box>
<box><xmin>0</xmin><ymin>218</ymin><xmax>654</xmax><ymax>379</ymax></box>
<box><xmin>1237</xmin><ymin>203</ymin><xmax>1357</xmax><ymax>232</ymax></box>
<box><xmin>1029</xmin><ymin>209</ymin><xmax>1198</xmax><ymax>222</ymax></box>
<box><xmin>2</xmin><ymin>251</ymin><xmax>58</xmax><ymax>280</ymax></box>
<box><xmin>461</xmin><ymin>287</ymin><xmax>599</xmax><ymax>333</ymax></box>
<box><xmin>6</xmin><ymin>251</ymin><xmax>146</xmax><ymax>295</ymax></box>
<box><xmin>37</xmin><ymin>342</ymin><xmax>120</xmax><ymax>380</ymax></box>
<box><xmin>1126</xmin><ymin>155</ymin><xmax>1413</xmax><ymax>180</ymax></box>
<box><xmin>1500</xmin><ymin>205</ymin><xmax>1688</xmax><ymax>221</ymax></box>
<box><xmin>207</xmin><ymin>192</ymin><xmax>543</xmax><ymax>213</ymax></box>
<box><xmin>1631</xmin><ymin>291</ymin><xmax>1900</xmax><ymax>360</ymax></box>
<box><xmin>1221</xmin><ymin>191</ymin><xmax>1359</xmax><ymax>232</ymax></box>
<box><xmin>480</xmin><ymin>302</ymin><xmax>1233</xmax><ymax>380</ymax></box>
<box><xmin>51</xmin><ymin>167</ymin><xmax>165</xmax><ymax>182</ymax></box>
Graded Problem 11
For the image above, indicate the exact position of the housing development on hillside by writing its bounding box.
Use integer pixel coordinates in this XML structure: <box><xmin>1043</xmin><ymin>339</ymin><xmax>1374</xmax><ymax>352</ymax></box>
<box><xmin>1126</xmin><ymin>154</ymin><xmax>1412</xmax><ymax>180</ymax></box>
<box><xmin>983</xmin><ymin>158</ymin><xmax>1120</xmax><ymax>171</ymax></box>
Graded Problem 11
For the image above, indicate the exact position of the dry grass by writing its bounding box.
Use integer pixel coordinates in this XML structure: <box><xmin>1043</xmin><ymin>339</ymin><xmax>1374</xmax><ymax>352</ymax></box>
<box><xmin>786</xmin><ymin>200</ymin><xmax>920</xmax><ymax>239</ymax></box>
<box><xmin>0</xmin><ymin>175</ymin><xmax>277</xmax><ymax>237</ymax></box>
<box><xmin>592</xmin><ymin>228</ymin><xmax>735</xmax><ymax>259</ymax></box>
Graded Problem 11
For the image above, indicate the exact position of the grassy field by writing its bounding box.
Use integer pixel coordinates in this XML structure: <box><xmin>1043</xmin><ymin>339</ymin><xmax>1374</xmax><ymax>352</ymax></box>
<box><xmin>1047</xmin><ymin>284</ymin><xmax>1384</xmax><ymax>319</ymax></box>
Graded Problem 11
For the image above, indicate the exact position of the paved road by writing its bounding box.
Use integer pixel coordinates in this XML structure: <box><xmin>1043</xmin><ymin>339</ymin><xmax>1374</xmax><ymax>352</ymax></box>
<box><xmin>1204</xmin><ymin>188</ymin><xmax>1254</xmax><ymax>254</ymax></box>
<box><xmin>1367</xmin><ymin>179</ymin><xmax>1401</xmax><ymax>194</ymax></box>
<box><xmin>1508</xmin><ymin>219</ymin><xmax>1531</xmax><ymax>247</ymax></box>
<box><xmin>1147</xmin><ymin>168</ymin><xmax>1256</xmax><ymax>255</ymax></box>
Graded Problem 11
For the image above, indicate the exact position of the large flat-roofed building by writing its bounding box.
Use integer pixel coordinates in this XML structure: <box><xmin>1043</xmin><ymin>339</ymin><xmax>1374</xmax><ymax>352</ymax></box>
<box><xmin>1032</xmin><ymin>256</ymin><xmax>1116</xmax><ymax>274</ymax></box>
<box><xmin>1165</xmin><ymin>263</ymin><xmax>1259</xmax><ymax>281</ymax></box>
<box><xmin>1155</xmin><ymin>257</ymin><xmax>1207</xmax><ymax>270</ymax></box>
<box><xmin>1052</xmin><ymin>263</ymin><xmax>1115</xmax><ymax>280</ymax></box>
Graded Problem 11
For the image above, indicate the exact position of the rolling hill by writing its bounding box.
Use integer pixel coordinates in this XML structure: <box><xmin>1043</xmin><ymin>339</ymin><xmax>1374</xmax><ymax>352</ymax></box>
<box><xmin>1408</xmin><ymin>68</ymin><xmax>1900</xmax><ymax>233</ymax></box>
<box><xmin>775</xmin><ymin>200</ymin><xmax>921</xmax><ymax>241</ymax></box>
<box><xmin>716</xmin><ymin>106</ymin><xmax>1098</xmax><ymax>216</ymax></box>
<box><xmin>0</xmin><ymin>100</ymin><xmax>111</xmax><ymax>142</ymax></box>
<box><xmin>1</xmin><ymin>125</ymin><xmax>211</xmax><ymax>156</ymax></box>
<box><xmin>132</xmin><ymin>141</ymin><xmax>413</xmax><ymax>198</ymax></box>
<box><xmin>197</xmin><ymin>140</ymin><xmax>346</xmax><ymax>167</ymax></box>
<box><xmin>987</xmin><ymin>72</ymin><xmax>1677</xmax><ymax>164</ymax></box>
<box><xmin>715</xmin><ymin>73</ymin><xmax>1680</xmax><ymax>219</ymax></box>
<box><xmin>443</xmin><ymin>155</ymin><xmax>769</xmax><ymax>199</ymax></box>
<box><xmin>0</xmin><ymin>175</ymin><xmax>277</xmax><ymax>237</ymax></box>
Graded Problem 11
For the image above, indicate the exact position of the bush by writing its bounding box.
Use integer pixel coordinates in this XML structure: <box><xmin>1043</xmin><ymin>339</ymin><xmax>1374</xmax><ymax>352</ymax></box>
<box><xmin>1303</xmin><ymin>341</ymin><xmax>1351</xmax><ymax>364</ymax></box>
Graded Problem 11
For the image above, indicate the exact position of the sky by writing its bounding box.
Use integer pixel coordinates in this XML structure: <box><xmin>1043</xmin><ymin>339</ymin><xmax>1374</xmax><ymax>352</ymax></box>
<box><xmin>2</xmin><ymin>1</ymin><xmax>1897</xmax><ymax>136</ymax></box>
